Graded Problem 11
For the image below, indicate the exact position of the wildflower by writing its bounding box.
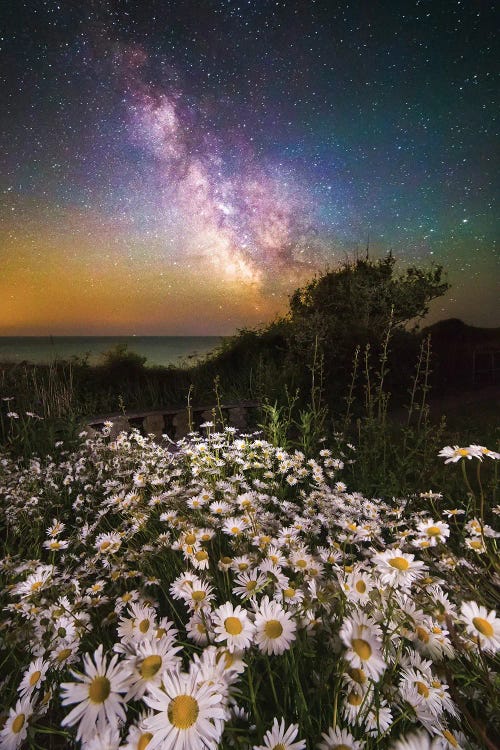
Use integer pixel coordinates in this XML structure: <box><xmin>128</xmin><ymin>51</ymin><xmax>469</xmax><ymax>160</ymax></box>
<box><xmin>253</xmin><ymin>718</ymin><xmax>306</xmax><ymax>750</ymax></box>
<box><xmin>416</xmin><ymin>519</ymin><xmax>450</xmax><ymax>545</ymax></box>
<box><xmin>143</xmin><ymin>665</ymin><xmax>225</xmax><ymax>750</ymax></box>
<box><xmin>460</xmin><ymin>601</ymin><xmax>500</xmax><ymax>652</ymax></box>
<box><xmin>213</xmin><ymin>602</ymin><xmax>256</xmax><ymax>652</ymax></box>
<box><xmin>0</xmin><ymin>696</ymin><xmax>33</xmax><ymax>750</ymax></box>
<box><xmin>438</xmin><ymin>445</ymin><xmax>481</xmax><ymax>463</ymax></box>
<box><xmin>43</xmin><ymin>538</ymin><xmax>69</xmax><ymax>551</ymax></box>
<box><xmin>254</xmin><ymin>596</ymin><xmax>297</xmax><ymax>655</ymax></box>
<box><xmin>60</xmin><ymin>644</ymin><xmax>129</xmax><ymax>742</ymax></box>
<box><xmin>13</xmin><ymin>565</ymin><xmax>53</xmax><ymax>598</ymax></box>
<box><xmin>318</xmin><ymin>726</ymin><xmax>365</xmax><ymax>749</ymax></box>
<box><xmin>468</xmin><ymin>444</ymin><xmax>500</xmax><ymax>460</ymax></box>
<box><xmin>95</xmin><ymin>532</ymin><xmax>122</xmax><ymax>555</ymax></box>
<box><xmin>17</xmin><ymin>657</ymin><xmax>49</xmax><ymax>698</ymax></box>
<box><xmin>125</xmin><ymin>637</ymin><xmax>182</xmax><ymax>700</ymax></box>
<box><xmin>390</xmin><ymin>732</ymin><xmax>443</xmax><ymax>750</ymax></box>
<box><xmin>373</xmin><ymin>549</ymin><xmax>426</xmax><ymax>590</ymax></box>
<box><xmin>340</xmin><ymin>613</ymin><xmax>386</xmax><ymax>680</ymax></box>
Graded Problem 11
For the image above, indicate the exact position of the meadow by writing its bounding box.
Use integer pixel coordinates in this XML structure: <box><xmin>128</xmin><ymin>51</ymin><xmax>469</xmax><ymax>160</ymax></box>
<box><xmin>0</xmin><ymin>422</ymin><xmax>499</xmax><ymax>750</ymax></box>
<box><xmin>1</xmin><ymin>259</ymin><xmax>499</xmax><ymax>749</ymax></box>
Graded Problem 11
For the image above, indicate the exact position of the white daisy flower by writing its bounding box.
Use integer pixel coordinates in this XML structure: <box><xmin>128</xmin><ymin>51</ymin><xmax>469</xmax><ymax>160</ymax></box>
<box><xmin>253</xmin><ymin>717</ymin><xmax>306</xmax><ymax>750</ymax></box>
<box><xmin>0</xmin><ymin>696</ymin><xmax>33</xmax><ymax>750</ymax></box>
<box><xmin>390</xmin><ymin>731</ymin><xmax>443</xmax><ymax>750</ymax></box>
<box><xmin>416</xmin><ymin>519</ymin><xmax>450</xmax><ymax>546</ymax></box>
<box><xmin>17</xmin><ymin>657</ymin><xmax>49</xmax><ymax>698</ymax></box>
<box><xmin>318</xmin><ymin>725</ymin><xmax>365</xmax><ymax>749</ymax></box>
<box><xmin>438</xmin><ymin>445</ymin><xmax>481</xmax><ymax>463</ymax></box>
<box><xmin>124</xmin><ymin>637</ymin><xmax>183</xmax><ymax>700</ymax></box>
<box><xmin>253</xmin><ymin>596</ymin><xmax>297</xmax><ymax>655</ymax></box>
<box><xmin>143</xmin><ymin>665</ymin><xmax>226</xmax><ymax>750</ymax></box>
<box><xmin>460</xmin><ymin>601</ymin><xmax>500</xmax><ymax>652</ymax></box>
<box><xmin>373</xmin><ymin>549</ymin><xmax>426</xmax><ymax>590</ymax></box>
<box><xmin>60</xmin><ymin>644</ymin><xmax>129</xmax><ymax>742</ymax></box>
<box><xmin>212</xmin><ymin>602</ymin><xmax>256</xmax><ymax>652</ymax></box>
<box><xmin>340</xmin><ymin>613</ymin><xmax>386</xmax><ymax>680</ymax></box>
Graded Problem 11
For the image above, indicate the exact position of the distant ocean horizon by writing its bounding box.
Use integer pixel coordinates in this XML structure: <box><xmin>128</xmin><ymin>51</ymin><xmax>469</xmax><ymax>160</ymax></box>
<box><xmin>0</xmin><ymin>336</ymin><xmax>226</xmax><ymax>367</ymax></box>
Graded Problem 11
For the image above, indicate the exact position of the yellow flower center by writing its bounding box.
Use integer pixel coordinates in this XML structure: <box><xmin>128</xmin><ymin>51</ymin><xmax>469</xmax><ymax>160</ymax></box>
<box><xmin>139</xmin><ymin>619</ymin><xmax>150</xmax><ymax>633</ymax></box>
<box><xmin>389</xmin><ymin>556</ymin><xmax>409</xmax><ymax>571</ymax></box>
<box><xmin>140</xmin><ymin>655</ymin><xmax>162</xmax><ymax>679</ymax></box>
<box><xmin>245</xmin><ymin>581</ymin><xmax>257</xmax><ymax>591</ymax></box>
<box><xmin>283</xmin><ymin>588</ymin><xmax>295</xmax><ymax>598</ymax></box>
<box><xmin>224</xmin><ymin>617</ymin><xmax>243</xmax><ymax>635</ymax></box>
<box><xmin>185</xmin><ymin>534</ymin><xmax>197</xmax><ymax>545</ymax></box>
<box><xmin>88</xmin><ymin>676</ymin><xmax>111</xmax><ymax>703</ymax></box>
<box><xmin>231</xmin><ymin>527</ymin><xmax>241</xmax><ymax>535</ymax></box>
<box><xmin>355</xmin><ymin>580</ymin><xmax>367</xmax><ymax>593</ymax></box>
<box><xmin>333</xmin><ymin>746</ymin><xmax>351</xmax><ymax>750</ymax></box>
<box><xmin>238</xmin><ymin>562</ymin><xmax>249</xmax><ymax>571</ymax></box>
<box><xmin>12</xmin><ymin>714</ymin><xmax>25</xmax><ymax>734</ymax></box>
<box><xmin>470</xmin><ymin>540</ymin><xmax>483</xmax><ymax>549</ymax></box>
<box><xmin>221</xmin><ymin>556</ymin><xmax>232</xmax><ymax>565</ymax></box>
<box><xmin>195</xmin><ymin>550</ymin><xmax>208</xmax><ymax>562</ymax></box>
<box><xmin>167</xmin><ymin>694</ymin><xmax>199</xmax><ymax>729</ymax></box>
<box><xmin>352</xmin><ymin>638</ymin><xmax>372</xmax><ymax>660</ymax></box>
<box><xmin>416</xmin><ymin>681</ymin><xmax>429</xmax><ymax>698</ymax></box>
<box><xmin>273</xmin><ymin>744</ymin><xmax>286</xmax><ymax>750</ymax></box>
<box><xmin>264</xmin><ymin>619</ymin><xmax>283</xmax><ymax>639</ymax></box>
<box><xmin>347</xmin><ymin>691</ymin><xmax>362</xmax><ymax>706</ymax></box>
<box><xmin>426</xmin><ymin>526</ymin><xmax>441</xmax><ymax>536</ymax></box>
<box><xmin>442</xmin><ymin>730</ymin><xmax>459</xmax><ymax>747</ymax></box>
<box><xmin>416</xmin><ymin>626</ymin><xmax>430</xmax><ymax>643</ymax></box>
<box><xmin>457</xmin><ymin>448</ymin><xmax>469</xmax><ymax>457</ymax></box>
<box><xmin>348</xmin><ymin>667</ymin><xmax>366</xmax><ymax>684</ymax></box>
<box><xmin>137</xmin><ymin>732</ymin><xmax>153</xmax><ymax>750</ymax></box>
<box><xmin>30</xmin><ymin>581</ymin><xmax>43</xmax><ymax>592</ymax></box>
<box><xmin>56</xmin><ymin>648</ymin><xmax>72</xmax><ymax>662</ymax></box>
<box><xmin>100</xmin><ymin>541</ymin><xmax>111</xmax><ymax>551</ymax></box>
<box><xmin>472</xmin><ymin>617</ymin><xmax>494</xmax><ymax>637</ymax></box>
<box><xmin>296</xmin><ymin>559</ymin><xmax>307</xmax><ymax>568</ymax></box>
<box><xmin>29</xmin><ymin>670</ymin><xmax>41</xmax><ymax>687</ymax></box>
<box><xmin>191</xmin><ymin>590</ymin><xmax>206</xmax><ymax>602</ymax></box>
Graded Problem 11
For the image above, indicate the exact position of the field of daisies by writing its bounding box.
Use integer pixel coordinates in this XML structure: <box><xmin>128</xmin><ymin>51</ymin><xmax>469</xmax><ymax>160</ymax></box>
<box><xmin>0</xmin><ymin>424</ymin><xmax>499</xmax><ymax>750</ymax></box>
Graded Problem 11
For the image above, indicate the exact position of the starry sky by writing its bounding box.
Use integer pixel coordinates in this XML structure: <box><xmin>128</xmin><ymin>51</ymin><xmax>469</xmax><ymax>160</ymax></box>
<box><xmin>1</xmin><ymin>0</ymin><xmax>498</xmax><ymax>335</ymax></box>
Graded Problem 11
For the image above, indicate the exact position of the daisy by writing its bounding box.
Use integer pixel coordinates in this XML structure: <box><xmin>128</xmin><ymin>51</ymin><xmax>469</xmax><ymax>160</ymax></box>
<box><xmin>125</xmin><ymin>637</ymin><xmax>183</xmax><ymax>700</ymax></box>
<box><xmin>416</xmin><ymin>519</ymin><xmax>450</xmax><ymax>546</ymax></box>
<box><xmin>318</xmin><ymin>726</ymin><xmax>365</xmax><ymax>749</ymax></box>
<box><xmin>143</xmin><ymin>665</ymin><xmax>225</xmax><ymax>750</ymax></box>
<box><xmin>81</xmin><ymin>726</ymin><xmax>121</xmax><ymax>749</ymax></box>
<box><xmin>212</xmin><ymin>602</ymin><xmax>256</xmax><ymax>652</ymax></box>
<box><xmin>43</xmin><ymin>538</ymin><xmax>69</xmax><ymax>551</ymax></box>
<box><xmin>460</xmin><ymin>601</ymin><xmax>500</xmax><ymax>652</ymax></box>
<box><xmin>390</xmin><ymin>732</ymin><xmax>443</xmax><ymax>750</ymax></box>
<box><xmin>0</xmin><ymin>696</ymin><xmax>33</xmax><ymax>750</ymax></box>
<box><xmin>438</xmin><ymin>445</ymin><xmax>481</xmax><ymax>463</ymax></box>
<box><xmin>340</xmin><ymin>613</ymin><xmax>386</xmax><ymax>680</ymax></box>
<box><xmin>60</xmin><ymin>644</ymin><xmax>130</xmax><ymax>742</ymax></box>
<box><xmin>13</xmin><ymin>565</ymin><xmax>53</xmax><ymax>598</ymax></box>
<box><xmin>253</xmin><ymin>717</ymin><xmax>306</xmax><ymax>750</ymax></box>
<box><xmin>95</xmin><ymin>532</ymin><xmax>122</xmax><ymax>555</ymax></box>
<box><xmin>233</xmin><ymin>570</ymin><xmax>269</xmax><ymax>600</ymax></box>
<box><xmin>17</xmin><ymin>657</ymin><xmax>49</xmax><ymax>698</ymax></box>
<box><xmin>222</xmin><ymin>516</ymin><xmax>248</xmax><ymax>537</ymax></box>
<box><xmin>373</xmin><ymin>549</ymin><xmax>426</xmax><ymax>590</ymax></box>
<box><xmin>253</xmin><ymin>596</ymin><xmax>296</xmax><ymax>655</ymax></box>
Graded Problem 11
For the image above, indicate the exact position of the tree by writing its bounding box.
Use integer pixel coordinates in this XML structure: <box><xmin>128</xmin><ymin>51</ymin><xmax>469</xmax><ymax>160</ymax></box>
<box><xmin>281</xmin><ymin>254</ymin><xmax>450</xmax><ymax>398</ymax></box>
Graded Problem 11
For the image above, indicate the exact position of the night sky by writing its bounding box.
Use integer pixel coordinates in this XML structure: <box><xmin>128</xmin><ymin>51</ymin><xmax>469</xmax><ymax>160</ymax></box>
<box><xmin>1</xmin><ymin>0</ymin><xmax>498</xmax><ymax>335</ymax></box>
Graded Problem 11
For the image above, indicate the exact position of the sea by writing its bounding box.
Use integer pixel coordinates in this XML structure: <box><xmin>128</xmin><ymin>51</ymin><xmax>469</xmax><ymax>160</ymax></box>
<box><xmin>0</xmin><ymin>337</ymin><xmax>225</xmax><ymax>367</ymax></box>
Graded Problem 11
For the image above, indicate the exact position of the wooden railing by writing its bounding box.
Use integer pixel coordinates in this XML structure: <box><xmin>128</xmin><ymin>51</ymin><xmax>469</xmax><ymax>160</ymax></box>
<box><xmin>84</xmin><ymin>401</ymin><xmax>260</xmax><ymax>441</ymax></box>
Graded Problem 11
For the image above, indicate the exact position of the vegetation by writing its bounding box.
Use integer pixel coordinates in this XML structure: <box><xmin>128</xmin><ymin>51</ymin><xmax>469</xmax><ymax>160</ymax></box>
<box><xmin>0</xmin><ymin>256</ymin><xmax>499</xmax><ymax>749</ymax></box>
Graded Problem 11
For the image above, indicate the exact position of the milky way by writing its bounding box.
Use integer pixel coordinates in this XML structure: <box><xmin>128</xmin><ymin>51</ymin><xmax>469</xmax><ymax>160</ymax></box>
<box><xmin>0</xmin><ymin>1</ymin><xmax>498</xmax><ymax>334</ymax></box>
